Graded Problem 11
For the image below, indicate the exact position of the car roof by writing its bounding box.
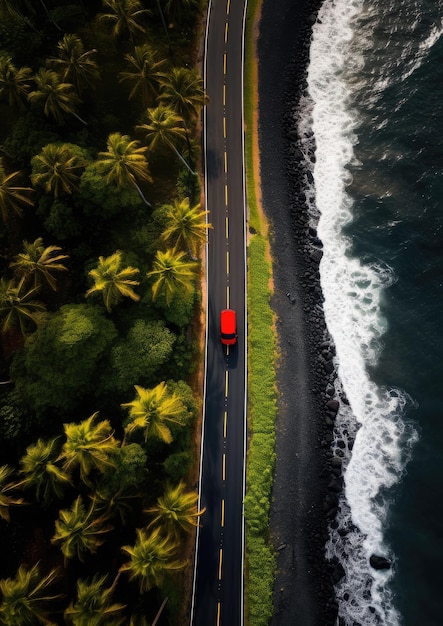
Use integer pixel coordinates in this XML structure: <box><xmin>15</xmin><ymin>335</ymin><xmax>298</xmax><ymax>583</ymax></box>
<box><xmin>221</xmin><ymin>308</ymin><xmax>236</xmax><ymax>331</ymax></box>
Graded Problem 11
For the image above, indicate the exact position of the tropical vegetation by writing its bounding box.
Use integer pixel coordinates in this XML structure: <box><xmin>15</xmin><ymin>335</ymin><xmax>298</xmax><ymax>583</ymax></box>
<box><xmin>0</xmin><ymin>0</ymin><xmax>207</xmax><ymax>623</ymax></box>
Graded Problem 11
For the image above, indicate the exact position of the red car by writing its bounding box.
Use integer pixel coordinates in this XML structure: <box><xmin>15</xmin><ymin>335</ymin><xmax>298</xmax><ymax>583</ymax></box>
<box><xmin>220</xmin><ymin>309</ymin><xmax>237</xmax><ymax>345</ymax></box>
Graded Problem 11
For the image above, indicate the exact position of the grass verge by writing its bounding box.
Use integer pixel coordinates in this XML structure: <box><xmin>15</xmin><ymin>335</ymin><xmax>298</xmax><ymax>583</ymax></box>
<box><xmin>243</xmin><ymin>1</ymin><xmax>278</xmax><ymax>625</ymax></box>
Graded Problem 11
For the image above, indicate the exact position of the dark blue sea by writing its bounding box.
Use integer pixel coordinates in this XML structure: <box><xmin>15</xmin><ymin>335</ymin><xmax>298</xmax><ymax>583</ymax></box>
<box><xmin>296</xmin><ymin>0</ymin><xmax>443</xmax><ymax>623</ymax></box>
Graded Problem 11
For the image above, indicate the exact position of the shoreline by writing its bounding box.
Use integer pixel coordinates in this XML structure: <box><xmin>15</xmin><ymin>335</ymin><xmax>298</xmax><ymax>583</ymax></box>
<box><xmin>256</xmin><ymin>0</ymin><xmax>342</xmax><ymax>624</ymax></box>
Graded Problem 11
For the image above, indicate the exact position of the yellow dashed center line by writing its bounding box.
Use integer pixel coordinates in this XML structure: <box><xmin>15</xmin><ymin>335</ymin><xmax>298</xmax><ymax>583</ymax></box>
<box><xmin>225</xmin><ymin>371</ymin><xmax>229</xmax><ymax>397</ymax></box>
<box><xmin>223</xmin><ymin>84</ymin><xmax>226</xmax><ymax>106</ymax></box>
<box><xmin>217</xmin><ymin>602</ymin><xmax>221</xmax><ymax>626</ymax></box>
<box><xmin>225</xmin><ymin>21</ymin><xmax>229</xmax><ymax>43</ymax></box>
<box><xmin>225</xmin><ymin>184</ymin><xmax>228</xmax><ymax>206</ymax></box>
<box><xmin>226</xmin><ymin>0</ymin><xmax>231</xmax><ymax>14</ymax></box>
<box><xmin>224</xmin><ymin>151</ymin><xmax>228</xmax><ymax>173</ymax></box>
<box><xmin>218</xmin><ymin>548</ymin><xmax>223</xmax><ymax>580</ymax></box>
<box><xmin>223</xmin><ymin>53</ymin><xmax>227</xmax><ymax>75</ymax></box>
<box><xmin>223</xmin><ymin>116</ymin><xmax>227</xmax><ymax>139</ymax></box>
<box><xmin>221</xmin><ymin>499</ymin><xmax>225</xmax><ymax>527</ymax></box>
<box><xmin>222</xmin><ymin>453</ymin><xmax>226</xmax><ymax>481</ymax></box>
<box><xmin>223</xmin><ymin>411</ymin><xmax>227</xmax><ymax>437</ymax></box>
<box><xmin>225</xmin><ymin>216</ymin><xmax>229</xmax><ymax>238</ymax></box>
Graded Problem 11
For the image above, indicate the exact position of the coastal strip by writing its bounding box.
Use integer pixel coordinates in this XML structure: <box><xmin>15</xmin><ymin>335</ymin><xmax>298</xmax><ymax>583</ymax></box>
<box><xmin>257</xmin><ymin>0</ymin><xmax>344</xmax><ymax>624</ymax></box>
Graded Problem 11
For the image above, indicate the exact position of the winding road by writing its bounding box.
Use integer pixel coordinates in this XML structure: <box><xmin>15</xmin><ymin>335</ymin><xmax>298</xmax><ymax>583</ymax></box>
<box><xmin>190</xmin><ymin>1</ymin><xmax>248</xmax><ymax>625</ymax></box>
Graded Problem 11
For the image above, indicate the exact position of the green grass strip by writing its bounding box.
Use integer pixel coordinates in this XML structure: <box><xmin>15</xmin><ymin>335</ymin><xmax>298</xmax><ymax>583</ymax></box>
<box><xmin>243</xmin><ymin>2</ymin><xmax>278</xmax><ymax>624</ymax></box>
<box><xmin>244</xmin><ymin>236</ymin><xmax>277</xmax><ymax>626</ymax></box>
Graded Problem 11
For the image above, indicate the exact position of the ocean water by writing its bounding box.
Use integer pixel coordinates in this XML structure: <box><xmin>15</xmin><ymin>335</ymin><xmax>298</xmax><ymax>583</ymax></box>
<box><xmin>296</xmin><ymin>0</ymin><xmax>443</xmax><ymax>624</ymax></box>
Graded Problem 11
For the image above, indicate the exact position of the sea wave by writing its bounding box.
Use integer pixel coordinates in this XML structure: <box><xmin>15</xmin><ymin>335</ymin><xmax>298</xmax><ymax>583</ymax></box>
<box><xmin>296</xmin><ymin>0</ymin><xmax>419</xmax><ymax>623</ymax></box>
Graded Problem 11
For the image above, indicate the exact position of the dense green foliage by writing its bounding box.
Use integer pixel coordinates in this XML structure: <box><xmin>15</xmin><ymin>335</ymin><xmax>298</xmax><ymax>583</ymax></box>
<box><xmin>12</xmin><ymin>304</ymin><xmax>118</xmax><ymax>415</ymax></box>
<box><xmin>0</xmin><ymin>0</ymin><xmax>207</xmax><ymax>622</ymax></box>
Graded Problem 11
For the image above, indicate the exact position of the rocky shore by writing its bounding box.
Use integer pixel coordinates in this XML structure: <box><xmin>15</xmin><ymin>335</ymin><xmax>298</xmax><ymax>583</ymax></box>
<box><xmin>257</xmin><ymin>0</ymin><xmax>346</xmax><ymax>624</ymax></box>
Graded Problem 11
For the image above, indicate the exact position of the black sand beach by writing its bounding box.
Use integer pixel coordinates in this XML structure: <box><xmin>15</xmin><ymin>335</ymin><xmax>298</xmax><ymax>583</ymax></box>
<box><xmin>257</xmin><ymin>1</ymin><xmax>342</xmax><ymax>624</ymax></box>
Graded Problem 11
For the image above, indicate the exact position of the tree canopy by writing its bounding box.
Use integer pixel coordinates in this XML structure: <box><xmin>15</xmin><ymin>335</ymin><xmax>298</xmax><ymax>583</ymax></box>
<box><xmin>11</xmin><ymin>304</ymin><xmax>117</xmax><ymax>414</ymax></box>
<box><xmin>105</xmin><ymin>319</ymin><xmax>175</xmax><ymax>395</ymax></box>
<box><xmin>0</xmin><ymin>0</ymin><xmax>204</xmax><ymax>621</ymax></box>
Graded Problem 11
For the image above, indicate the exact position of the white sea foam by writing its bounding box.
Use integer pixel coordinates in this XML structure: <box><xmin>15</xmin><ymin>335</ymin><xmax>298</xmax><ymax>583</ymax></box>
<box><xmin>296</xmin><ymin>0</ymin><xmax>419</xmax><ymax>623</ymax></box>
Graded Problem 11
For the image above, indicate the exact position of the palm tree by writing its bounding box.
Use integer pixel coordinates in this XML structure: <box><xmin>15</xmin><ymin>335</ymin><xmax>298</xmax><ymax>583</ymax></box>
<box><xmin>38</xmin><ymin>0</ymin><xmax>62</xmax><ymax>30</ymax></box>
<box><xmin>147</xmin><ymin>248</ymin><xmax>198</xmax><ymax>305</ymax></box>
<box><xmin>17</xmin><ymin>438</ymin><xmax>72</xmax><ymax>506</ymax></box>
<box><xmin>0</xmin><ymin>159</ymin><xmax>34</xmax><ymax>223</ymax></box>
<box><xmin>129</xmin><ymin>614</ymin><xmax>151</xmax><ymax>626</ymax></box>
<box><xmin>147</xmin><ymin>482</ymin><xmax>205</xmax><ymax>539</ymax></box>
<box><xmin>31</xmin><ymin>143</ymin><xmax>85</xmax><ymax>198</ymax></box>
<box><xmin>0</xmin><ymin>55</ymin><xmax>32</xmax><ymax>109</ymax></box>
<box><xmin>28</xmin><ymin>69</ymin><xmax>87</xmax><ymax>126</ymax></box>
<box><xmin>85</xmin><ymin>251</ymin><xmax>140</xmax><ymax>313</ymax></box>
<box><xmin>0</xmin><ymin>465</ymin><xmax>25</xmax><ymax>522</ymax></box>
<box><xmin>120</xmin><ymin>526</ymin><xmax>184</xmax><ymax>592</ymax></box>
<box><xmin>0</xmin><ymin>0</ymin><xmax>63</xmax><ymax>29</ymax></box>
<box><xmin>162</xmin><ymin>198</ymin><xmax>210</xmax><ymax>257</ymax></box>
<box><xmin>64</xmin><ymin>574</ymin><xmax>125</xmax><ymax>626</ymax></box>
<box><xmin>51</xmin><ymin>496</ymin><xmax>113</xmax><ymax>563</ymax></box>
<box><xmin>136</xmin><ymin>104</ymin><xmax>195</xmax><ymax>174</ymax></box>
<box><xmin>99</xmin><ymin>0</ymin><xmax>150</xmax><ymax>41</ymax></box>
<box><xmin>93</xmin><ymin>485</ymin><xmax>138</xmax><ymax>526</ymax></box>
<box><xmin>119</xmin><ymin>44</ymin><xmax>166</xmax><ymax>105</ymax></box>
<box><xmin>122</xmin><ymin>382</ymin><xmax>185</xmax><ymax>445</ymax></box>
<box><xmin>59</xmin><ymin>413</ymin><xmax>119</xmax><ymax>485</ymax></box>
<box><xmin>96</xmin><ymin>132</ymin><xmax>153</xmax><ymax>206</ymax></box>
<box><xmin>158</xmin><ymin>67</ymin><xmax>208</xmax><ymax>125</ymax></box>
<box><xmin>47</xmin><ymin>34</ymin><xmax>100</xmax><ymax>95</ymax></box>
<box><xmin>158</xmin><ymin>67</ymin><xmax>207</xmax><ymax>167</ymax></box>
<box><xmin>0</xmin><ymin>0</ymin><xmax>24</xmax><ymax>20</ymax></box>
<box><xmin>10</xmin><ymin>237</ymin><xmax>68</xmax><ymax>292</ymax></box>
<box><xmin>0</xmin><ymin>277</ymin><xmax>46</xmax><ymax>336</ymax></box>
<box><xmin>0</xmin><ymin>564</ymin><xmax>62</xmax><ymax>626</ymax></box>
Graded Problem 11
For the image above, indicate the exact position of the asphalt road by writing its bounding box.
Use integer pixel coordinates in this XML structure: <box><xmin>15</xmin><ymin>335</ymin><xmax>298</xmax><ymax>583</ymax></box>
<box><xmin>190</xmin><ymin>1</ymin><xmax>248</xmax><ymax>625</ymax></box>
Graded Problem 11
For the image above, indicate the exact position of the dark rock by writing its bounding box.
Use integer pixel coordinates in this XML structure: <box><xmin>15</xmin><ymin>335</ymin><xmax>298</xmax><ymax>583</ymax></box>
<box><xmin>370</xmin><ymin>554</ymin><xmax>391</xmax><ymax>570</ymax></box>
<box><xmin>326</xmin><ymin>399</ymin><xmax>339</xmax><ymax>413</ymax></box>
<box><xmin>328</xmin><ymin>477</ymin><xmax>343</xmax><ymax>492</ymax></box>
<box><xmin>331</xmin><ymin>561</ymin><xmax>345</xmax><ymax>583</ymax></box>
<box><xmin>325</xmin><ymin>384</ymin><xmax>335</xmax><ymax>397</ymax></box>
<box><xmin>326</xmin><ymin>506</ymin><xmax>338</xmax><ymax>519</ymax></box>
<box><xmin>311</xmin><ymin>248</ymin><xmax>323</xmax><ymax>264</ymax></box>
<box><xmin>325</xmin><ymin>493</ymin><xmax>338</xmax><ymax>506</ymax></box>
<box><xmin>324</xmin><ymin>360</ymin><xmax>334</xmax><ymax>375</ymax></box>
